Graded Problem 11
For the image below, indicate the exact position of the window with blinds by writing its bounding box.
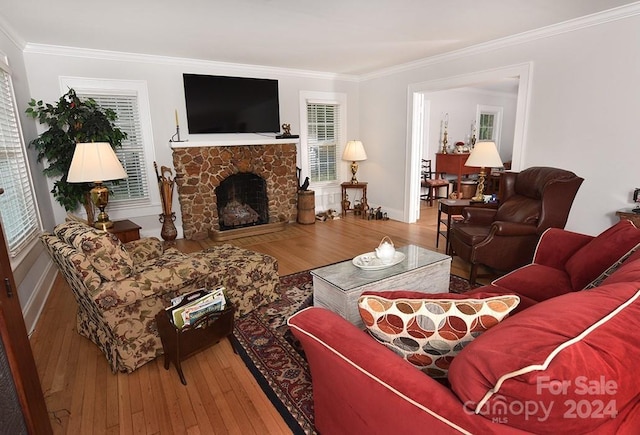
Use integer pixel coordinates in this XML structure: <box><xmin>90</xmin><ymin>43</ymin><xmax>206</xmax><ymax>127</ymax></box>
<box><xmin>307</xmin><ymin>103</ymin><xmax>339</xmax><ymax>183</ymax></box>
<box><xmin>0</xmin><ymin>66</ymin><xmax>41</xmax><ymax>257</ymax></box>
<box><xmin>75</xmin><ymin>91</ymin><xmax>150</xmax><ymax>205</ymax></box>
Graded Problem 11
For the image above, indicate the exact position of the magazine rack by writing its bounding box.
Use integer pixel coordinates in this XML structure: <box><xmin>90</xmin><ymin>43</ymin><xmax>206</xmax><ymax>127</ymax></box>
<box><xmin>155</xmin><ymin>303</ymin><xmax>235</xmax><ymax>385</ymax></box>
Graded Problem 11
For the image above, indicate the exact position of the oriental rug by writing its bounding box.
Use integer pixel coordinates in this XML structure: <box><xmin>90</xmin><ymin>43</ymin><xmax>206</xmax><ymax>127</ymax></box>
<box><xmin>231</xmin><ymin>270</ymin><xmax>477</xmax><ymax>435</ymax></box>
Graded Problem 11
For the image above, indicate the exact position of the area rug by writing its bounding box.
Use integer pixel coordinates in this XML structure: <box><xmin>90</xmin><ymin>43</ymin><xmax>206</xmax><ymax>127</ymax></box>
<box><xmin>231</xmin><ymin>271</ymin><xmax>478</xmax><ymax>435</ymax></box>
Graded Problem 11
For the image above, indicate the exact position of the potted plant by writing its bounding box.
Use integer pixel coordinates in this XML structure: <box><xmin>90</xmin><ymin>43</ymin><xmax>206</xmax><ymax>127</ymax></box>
<box><xmin>26</xmin><ymin>88</ymin><xmax>127</xmax><ymax>223</ymax></box>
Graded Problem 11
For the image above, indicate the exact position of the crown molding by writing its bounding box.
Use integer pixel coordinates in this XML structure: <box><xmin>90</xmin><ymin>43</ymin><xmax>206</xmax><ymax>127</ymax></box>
<box><xmin>22</xmin><ymin>43</ymin><xmax>360</xmax><ymax>82</ymax></box>
<box><xmin>361</xmin><ymin>2</ymin><xmax>640</xmax><ymax>81</ymax></box>
<box><xmin>0</xmin><ymin>14</ymin><xmax>26</xmax><ymax>52</ymax></box>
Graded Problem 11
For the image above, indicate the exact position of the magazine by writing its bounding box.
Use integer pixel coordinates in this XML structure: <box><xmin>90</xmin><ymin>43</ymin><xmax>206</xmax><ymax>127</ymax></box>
<box><xmin>166</xmin><ymin>286</ymin><xmax>226</xmax><ymax>329</ymax></box>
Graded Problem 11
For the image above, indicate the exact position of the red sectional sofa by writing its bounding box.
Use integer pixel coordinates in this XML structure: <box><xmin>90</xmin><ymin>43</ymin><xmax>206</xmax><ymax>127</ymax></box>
<box><xmin>288</xmin><ymin>220</ymin><xmax>640</xmax><ymax>434</ymax></box>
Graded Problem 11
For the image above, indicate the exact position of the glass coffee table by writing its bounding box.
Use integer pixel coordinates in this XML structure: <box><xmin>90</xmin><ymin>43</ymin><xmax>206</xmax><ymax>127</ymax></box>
<box><xmin>311</xmin><ymin>244</ymin><xmax>451</xmax><ymax>328</ymax></box>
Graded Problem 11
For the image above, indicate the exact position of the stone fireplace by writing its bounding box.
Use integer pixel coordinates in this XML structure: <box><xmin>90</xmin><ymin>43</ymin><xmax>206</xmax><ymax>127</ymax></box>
<box><xmin>172</xmin><ymin>142</ymin><xmax>298</xmax><ymax>240</ymax></box>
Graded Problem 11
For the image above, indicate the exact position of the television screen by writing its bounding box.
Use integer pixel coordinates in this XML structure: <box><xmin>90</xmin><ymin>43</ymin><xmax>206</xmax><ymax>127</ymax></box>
<box><xmin>183</xmin><ymin>74</ymin><xmax>280</xmax><ymax>134</ymax></box>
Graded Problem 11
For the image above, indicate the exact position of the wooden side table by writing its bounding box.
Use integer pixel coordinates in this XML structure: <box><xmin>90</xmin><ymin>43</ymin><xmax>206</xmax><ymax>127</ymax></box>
<box><xmin>108</xmin><ymin>219</ymin><xmax>141</xmax><ymax>243</ymax></box>
<box><xmin>616</xmin><ymin>209</ymin><xmax>640</xmax><ymax>227</ymax></box>
<box><xmin>341</xmin><ymin>182</ymin><xmax>368</xmax><ymax>218</ymax></box>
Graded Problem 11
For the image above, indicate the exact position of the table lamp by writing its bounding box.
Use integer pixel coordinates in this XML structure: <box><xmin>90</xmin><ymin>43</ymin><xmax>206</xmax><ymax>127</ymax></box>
<box><xmin>464</xmin><ymin>141</ymin><xmax>503</xmax><ymax>202</ymax></box>
<box><xmin>67</xmin><ymin>142</ymin><xmax>128</xmax><ymax>229</ymax></box>
<box><xmin>342</xmin><ymin>140</ymin><xmax>367</xmax><ymax>184</ymax></box>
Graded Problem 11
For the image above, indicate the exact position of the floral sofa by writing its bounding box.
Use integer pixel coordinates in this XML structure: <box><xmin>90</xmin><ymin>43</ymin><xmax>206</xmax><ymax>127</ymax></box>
<box><xmin>288</xmin><ymin>219</ymin><xmax>640</xmax><ymax>434</ymax></box>
<box><xmin>41</xmin><ymin>220</ymin><xmax>279</xmax><ymax>373</ymax></box>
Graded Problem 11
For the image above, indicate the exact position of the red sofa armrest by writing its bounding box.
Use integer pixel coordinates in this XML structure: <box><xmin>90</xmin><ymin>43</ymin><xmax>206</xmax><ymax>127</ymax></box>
<box><xmin>533</xmin><ymin>228</ymin><xmax>593</xmax><ymax>269</ymax></box>
<box><xmin>288</xmin><ymin>307</ymin><xmax>517</xmax><ymax>434</ymax></box>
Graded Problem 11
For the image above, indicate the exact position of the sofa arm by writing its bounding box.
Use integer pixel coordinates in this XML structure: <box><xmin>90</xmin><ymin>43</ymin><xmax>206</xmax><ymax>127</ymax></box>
<box><xmin>491</xmin><ymin>221</ymin><xmax>538</xmax><ymax>237</ymax></box>
<box><xmin>92</xmin><ymin>255</ymin><xmax>212</xmax><ymax>311</ymax></box>
<box><xmin>288</xmin><ymin>307</ymin><xmax>505</xmax><ymax>434</ymax></box>
<box><xmin>124</xmin><ymin>237</ymin><xmax>163</xmax><ymax>265</ymax></box>
<box><xmin>533</xmin><ymin>228</ymin><xmax>593</xmax><ymax>269</ymax></box>
<box><xmin>462</xmin><ymin>207</ymin><xmax>497</xmax><ymax>225</ymax></box>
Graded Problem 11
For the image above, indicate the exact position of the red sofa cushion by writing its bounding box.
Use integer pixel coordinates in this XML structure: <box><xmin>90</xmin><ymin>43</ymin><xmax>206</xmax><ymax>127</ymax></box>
<box><xmin>564</xmin><ymin>220</ymin><xmax>640</xmax><ymax>290</ymax></box>
<box><xmin>490</xmin><ymin>263</ymin><xmax>574</xmax><ymax>303</ymax></box>
<box><xmin>358</xmin><ymin>290</ymin><xmax>519</xmax><ymax>378</ymax></box>
<box><xmin>448</xmin><ymin>283</ymin><xmax>640</xmax><ymax>433</ymax></box>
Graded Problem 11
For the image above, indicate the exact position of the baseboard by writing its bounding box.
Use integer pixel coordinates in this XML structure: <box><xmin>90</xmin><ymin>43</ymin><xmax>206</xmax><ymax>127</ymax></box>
<box><xmin>23</xmin><ymin>260</ymin><xmax>57</xmax><ymax>336</ymax></box>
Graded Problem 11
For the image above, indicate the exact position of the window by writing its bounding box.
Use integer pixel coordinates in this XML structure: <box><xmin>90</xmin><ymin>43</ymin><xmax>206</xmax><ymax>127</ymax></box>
<box><xmin>300</xmin><ymin>91</ymin><xmax>347</xmax><ymax>186</ymax></box>
<box><xmin>77</xmin><ymin>92</ymin><xmax>149</xmax><ymax>203</ymax></box>
<box><xmin>0</xmin><ymin>61</ymin><xmax>41</xmax><ymax>257</ymax></box>
<box><xmin>307</xmin><ymin>103</ymin><xmax>339</xmax><ymax>182</ymax></box>
<box><xmin>477</xmin><ymin>104</ymin><xmax>503</xmax><ymax>146</ymax></box>
<box><xmin>60</xmin><ymin>78</ymin><xmax>159</xmax><ymax>213</ymax></box>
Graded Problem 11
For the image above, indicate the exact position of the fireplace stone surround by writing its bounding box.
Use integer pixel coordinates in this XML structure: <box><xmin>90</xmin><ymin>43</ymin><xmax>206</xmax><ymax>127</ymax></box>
<box><xmin>172</xmin><ymin>142</ymin><xmax>298</xmax><ymax>240</ymax></box>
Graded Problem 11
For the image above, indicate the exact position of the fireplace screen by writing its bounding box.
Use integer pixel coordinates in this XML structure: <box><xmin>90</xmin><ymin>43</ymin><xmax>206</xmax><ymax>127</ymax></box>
<box><xmin>215</xmin><ymin>173</ymin><xmax>269</xmax><ymax>230</ymax></box>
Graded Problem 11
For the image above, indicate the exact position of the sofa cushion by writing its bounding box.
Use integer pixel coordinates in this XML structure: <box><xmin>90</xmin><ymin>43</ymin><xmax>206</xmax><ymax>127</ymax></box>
<box><xmin>358</xmin><ymin>291</ymin><xmax>519</xmax><ymax>378</ymax></box>
<box><xmin>80</xmin><ymin>231</ymin><xmax>134</xmax><ymax>282</ymax></box>
<box><xmin>448</xmin><ymin>283</ymin><xmax>640</xmax><ymax>433</ymax></box>
<box><xmin>583</xmin><ymin>242</ymin><xmax>640</xmax><ymax>289</ymax></box>
<box><xmin>491</xmin><ymin>263</ymin><xmax>574</xmax><ymax>303</ymax></box>
<box><xmin>565</xmin><ymin>219</ymin><xmax>640</xmax><ymax>290</ymax></box>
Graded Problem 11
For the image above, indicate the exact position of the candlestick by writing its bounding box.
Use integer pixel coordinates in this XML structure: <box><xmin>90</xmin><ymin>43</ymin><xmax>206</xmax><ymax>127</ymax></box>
<box><xmin>175</xmin><ymin>109</ymin><xmax>179</xmax><ymax>127</ymax></box>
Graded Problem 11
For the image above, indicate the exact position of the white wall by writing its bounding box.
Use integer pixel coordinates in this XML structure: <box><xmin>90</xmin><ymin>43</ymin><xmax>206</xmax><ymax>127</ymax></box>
<box><xmin>22</xmin><ymin>49</ymin><xmax>360</xmax><ymax>235</ymax></box>
<box><xmin>359</xmin><ymin>11</ymin><xmax>640</xmax><ymax>235</ymax></box>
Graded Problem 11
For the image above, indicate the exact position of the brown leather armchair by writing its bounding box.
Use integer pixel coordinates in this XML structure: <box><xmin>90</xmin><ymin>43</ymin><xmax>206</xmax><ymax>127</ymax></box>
<box><xmin>449</xmin><ymin>167</ymin><xmax>583</xmax><ymax>284</ymax></box>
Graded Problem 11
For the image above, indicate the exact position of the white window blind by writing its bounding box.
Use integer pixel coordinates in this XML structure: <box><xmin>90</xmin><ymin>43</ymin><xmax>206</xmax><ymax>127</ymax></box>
<box><xmin>75</xmin><ymin>91</ymin><xmax>150</xmax><ymax>205</ymax></box>
<box><xmin>0</xmin><ymin>66</ymin><xmax>40</xmax><ymax>257</ymax></box>
<box><xmin>307</xmin><ymin>103</ymin><xmax>339</xmax><ymax>182</ymax></box>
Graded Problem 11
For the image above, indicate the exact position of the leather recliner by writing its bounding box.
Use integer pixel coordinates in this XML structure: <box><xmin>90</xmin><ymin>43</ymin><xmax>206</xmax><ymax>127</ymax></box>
<box><xmin>449</xmin><ymin>166</ymin><xmax>584</xmax><ymax>284</ymax></box>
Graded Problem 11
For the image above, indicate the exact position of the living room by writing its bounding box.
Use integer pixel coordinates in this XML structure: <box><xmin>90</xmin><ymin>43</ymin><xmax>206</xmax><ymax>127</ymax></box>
<box><xmin>1</xmin><ymin>1</ymin><xmax>640</xmax><ymax>433</ymax></box>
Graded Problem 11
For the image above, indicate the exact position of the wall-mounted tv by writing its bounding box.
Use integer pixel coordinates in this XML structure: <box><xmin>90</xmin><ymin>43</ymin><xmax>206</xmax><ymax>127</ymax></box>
<box><xmin>183</xmin><ymin>74</ymin><xmax>280</xmax><ymax>134</ymax></box>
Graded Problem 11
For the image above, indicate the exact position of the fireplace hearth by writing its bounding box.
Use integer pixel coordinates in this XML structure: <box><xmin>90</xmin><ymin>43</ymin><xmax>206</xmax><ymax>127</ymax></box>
<box><xmin>172</xmin><ymin>142</ymin><xmax>298</xmax><ymax>240</ymax></box>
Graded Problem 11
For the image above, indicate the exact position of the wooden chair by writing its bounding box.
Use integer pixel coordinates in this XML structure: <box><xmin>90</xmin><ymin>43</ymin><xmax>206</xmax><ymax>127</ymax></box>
<box><xmin>420</xmin><ymin>159</ymin><xmax>449</xmax><ymax>206</ymax></box>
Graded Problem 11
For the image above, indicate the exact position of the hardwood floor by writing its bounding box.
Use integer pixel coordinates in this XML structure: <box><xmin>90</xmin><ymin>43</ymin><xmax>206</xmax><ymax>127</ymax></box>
<box><xmin>29</xmin><ymin>204</ymin><xmax>486</xmax><ymax>434</ymax></box>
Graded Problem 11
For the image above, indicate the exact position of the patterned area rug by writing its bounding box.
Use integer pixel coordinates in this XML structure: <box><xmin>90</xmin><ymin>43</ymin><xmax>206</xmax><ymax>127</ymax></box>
<box><xmin>231</xmin><ymin>270</ymin><xmax>478</xmax><ymax>435</ymax></box>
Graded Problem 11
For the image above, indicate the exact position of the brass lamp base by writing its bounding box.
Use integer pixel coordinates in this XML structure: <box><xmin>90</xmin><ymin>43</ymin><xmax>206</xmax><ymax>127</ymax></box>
<box><xmin>90</xmin><ymin>182</ymin><xmax>114</xmax><ymax>229</ymax></box>
<box><xmin>472</xmin><ymin>168</ymin><xmax>487</xmax><ymax>202</ymax></box>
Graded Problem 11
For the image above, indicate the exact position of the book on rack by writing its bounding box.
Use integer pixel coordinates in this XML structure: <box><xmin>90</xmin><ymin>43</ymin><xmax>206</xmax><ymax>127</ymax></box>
<box><xmin>166</xmin><ymin>286</ymin><xmax>227</xmax><ymax>329</ymax></box>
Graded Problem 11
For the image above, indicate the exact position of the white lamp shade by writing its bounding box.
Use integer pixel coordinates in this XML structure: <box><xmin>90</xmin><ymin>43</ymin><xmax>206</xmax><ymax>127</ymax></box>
<box><xmin>67</xmin><ymin>142</ymin><xmax>128</xmax><ymax>183</ymax></box>
<box><xmin>342</xmin><ymin>140</ymin><xmax>367</xmax><ymax>161</ymax></box>
<box><xmin>465</xmin><ymin>141</ymin><xmax>503</xmax><ymax>168</ymax></box>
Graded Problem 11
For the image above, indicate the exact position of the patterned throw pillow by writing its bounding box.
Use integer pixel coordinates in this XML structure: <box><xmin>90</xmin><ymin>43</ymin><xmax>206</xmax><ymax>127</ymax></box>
<box><xmin>358</xmin><ymin>291</ymin><xmax>520</xmax><ymax>378</ymax></box>
<box><xmin>80</xmin><ymin>231</ymin><xmax>134</xmax><ymax>282</ymax></box>
<box><xmin>583</xmin><ymin>242</ymin><xmax>640</xmax><ymax>289</ymax></box>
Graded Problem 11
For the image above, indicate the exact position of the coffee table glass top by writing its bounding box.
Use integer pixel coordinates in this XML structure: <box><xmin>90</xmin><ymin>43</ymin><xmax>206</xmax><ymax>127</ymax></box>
<box><xmin>310</xmin><ymin>244</ymin><xmax>450</xmax><ymax>292</ymax></box>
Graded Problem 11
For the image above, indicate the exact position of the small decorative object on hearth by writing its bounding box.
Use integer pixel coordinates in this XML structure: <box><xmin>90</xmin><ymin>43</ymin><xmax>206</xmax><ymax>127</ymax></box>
<box><xmin>154</xmin><ymin>162</ymin><xmax>177</xmax><ymax>241</ymax></box>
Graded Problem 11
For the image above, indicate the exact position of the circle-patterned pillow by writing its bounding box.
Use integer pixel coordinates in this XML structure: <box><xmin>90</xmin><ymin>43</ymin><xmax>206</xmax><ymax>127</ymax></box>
<box><xmin>358</xmin><ymin>292</ymin><xmax>520</xmax><ymax>378</ymax></box>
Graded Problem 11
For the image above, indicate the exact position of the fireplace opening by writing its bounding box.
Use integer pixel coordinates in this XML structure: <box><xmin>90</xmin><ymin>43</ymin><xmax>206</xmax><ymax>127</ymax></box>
<box><xmin>215</xmin><ymin>173</ymin><xmax>269</xmax><ymax>230</ymax></box>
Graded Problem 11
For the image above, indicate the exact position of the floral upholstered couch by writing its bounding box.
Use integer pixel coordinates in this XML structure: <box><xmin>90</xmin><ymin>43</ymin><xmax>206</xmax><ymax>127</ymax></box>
<box><xmin>41</xmin><ymin>220</ymin><xmax>279</xmax><ymax>373</ymax></box>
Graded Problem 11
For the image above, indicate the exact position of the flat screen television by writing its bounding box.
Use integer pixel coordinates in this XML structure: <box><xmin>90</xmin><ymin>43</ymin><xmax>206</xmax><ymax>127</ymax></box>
<box><xmin>183</xmin><ymin>74</ymin><xmax>280</xmax><ymax>134</ymax></box>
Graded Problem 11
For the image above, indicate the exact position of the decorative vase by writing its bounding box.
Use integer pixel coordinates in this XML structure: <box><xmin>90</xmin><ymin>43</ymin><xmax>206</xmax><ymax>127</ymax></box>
<box><xmin>160</xmin><ymin>212</ymin><xmax>177</xmax><ymax>241</ymax></box>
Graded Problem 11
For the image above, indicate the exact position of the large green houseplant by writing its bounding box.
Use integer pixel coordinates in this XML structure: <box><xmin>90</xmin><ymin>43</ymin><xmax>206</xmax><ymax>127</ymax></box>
<box><xmin>26</xmin><ymin>88</ymin><xmax>127</xmax><ymax>222</ymax></box>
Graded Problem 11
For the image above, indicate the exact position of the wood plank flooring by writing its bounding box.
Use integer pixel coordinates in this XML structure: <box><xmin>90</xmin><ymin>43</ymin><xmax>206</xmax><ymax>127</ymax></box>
<box><xmin>29</xmin><ymin>204</ymin><xmax>489</xmax><ymax>434</ymax></box>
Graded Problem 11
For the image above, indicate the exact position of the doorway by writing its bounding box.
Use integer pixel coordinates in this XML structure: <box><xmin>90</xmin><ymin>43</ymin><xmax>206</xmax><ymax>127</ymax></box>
<box><xmin>405</xmin><ymin>62</ymin><xmax>532</xmax><ymax>223</ymax></box>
